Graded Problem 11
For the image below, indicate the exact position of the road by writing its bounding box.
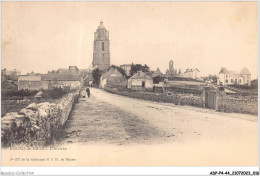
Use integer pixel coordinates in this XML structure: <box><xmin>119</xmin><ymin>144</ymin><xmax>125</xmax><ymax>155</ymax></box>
<box><xmin>57</xmin><ymin>87</ymin><xmax>258</xmax><ymax>166</ymax></box>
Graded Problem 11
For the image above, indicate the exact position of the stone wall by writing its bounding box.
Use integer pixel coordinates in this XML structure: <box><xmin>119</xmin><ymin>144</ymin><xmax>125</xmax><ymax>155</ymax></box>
<box><xmin>217</xmin><ymin>94</ymin><xmax>258</xmax><ymax>115</ymax></box>
<box><xmin>1</xmin><ymin>91</ymin><xmax>80</xmax><ymax>147</ymax></box>
<box><xmin>106</xmin><ymin>88</ymin><xmax>203</xmax><ymax>107</ymax></box>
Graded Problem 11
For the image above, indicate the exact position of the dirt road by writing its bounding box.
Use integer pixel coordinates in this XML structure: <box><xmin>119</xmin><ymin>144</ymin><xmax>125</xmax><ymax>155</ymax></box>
<box><xmin>56</xmin><ymin>87</ymin><xmax>258</xmax><ymax>166</ymax></box>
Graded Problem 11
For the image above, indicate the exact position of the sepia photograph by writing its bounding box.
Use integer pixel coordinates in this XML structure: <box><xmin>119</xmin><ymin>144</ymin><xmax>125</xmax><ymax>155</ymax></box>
<box><xmin>0</xmin><ymin>0</ymin><xmax>258</xmax><ymax>174</ymax></box>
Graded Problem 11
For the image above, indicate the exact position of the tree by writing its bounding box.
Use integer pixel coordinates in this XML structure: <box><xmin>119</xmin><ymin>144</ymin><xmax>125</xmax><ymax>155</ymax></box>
<box><xmin>110</xmin><ymin>65</ymin><xmax>126</xmax><ymax>77</ymax></box>
<box><xmin>92</xmin><ymin>68</ymin><xmax>102</xmax><ymax>85</ymax></box>
<box><xmin>251</xmin><ymin>78</ymin><xmax>258</xmax><ymax>89</ymax></box>
<box><xmin>130</xmin><ymin>64</ymin><xmax>150</xmax><ymax>76</ymax></box>
<box><xmin>153</xmin><ymin>76</ymin><xmax>164</xmax><ymax>84</ymax></box>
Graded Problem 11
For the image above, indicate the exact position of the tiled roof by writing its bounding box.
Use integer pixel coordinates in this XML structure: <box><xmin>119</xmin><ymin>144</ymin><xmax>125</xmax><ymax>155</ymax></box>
<box><xmin>240</xmin><ymin>67</ymin><xmax>251</xmax><ymax>75</ymax></box>
<box><xmin>41</xmin><ymin>73</ymin><xmax>81</xmax><ymax>81</ymax></box>
<box><xmin>130</xmin><ymin>71</ymin><xmax>152</xmax><ymax>80</ymax></box>
<box><xmin>101</xmin><ymin>68</ymin><xmax>124</xmax><ymax>80</ymax></box>
<box><xmin>219</xmin><ymin>67</ymin><xmax>229</xmax><ymax>74</ymax></box>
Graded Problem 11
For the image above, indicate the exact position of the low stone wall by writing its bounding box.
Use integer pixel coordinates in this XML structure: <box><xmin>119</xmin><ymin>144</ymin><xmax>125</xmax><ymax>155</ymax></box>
<box><xmin>106</xmin><ymin>88</ymin><xmax>203</xmax><ymax>107</ymax></box>
<box><xmin>218</xmin><ymin>94</ymin><xmax>258</xmax><ymax>115</ymax></box>
<box><xmin>1</xmin><ymin>91</ymin><xmax>80</xmax><ymax>147</ymax></box>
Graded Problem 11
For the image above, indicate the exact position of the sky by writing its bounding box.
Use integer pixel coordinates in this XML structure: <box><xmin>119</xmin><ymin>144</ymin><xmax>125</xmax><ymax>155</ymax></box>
<box><xmin>2</xmin><ymin>1</ymin><xmax>258</xmax><ymax>78</ymax></box>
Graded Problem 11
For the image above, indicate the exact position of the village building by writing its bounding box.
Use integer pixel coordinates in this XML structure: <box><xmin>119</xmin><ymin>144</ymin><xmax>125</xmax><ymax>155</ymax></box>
<box><xmin>41</xmin><ymin>73</ymin><xmax>82</xmax><ymax>90</ymax></box>
<box><xmin>18</xmin><ymin>67</ymin><xmax>83</xmax><ymax>91</ymax></box>
<box><xmin>217</xmin><ymin>67</ymin><xmax>251</xmax><ymax>86</ymax></box>
<box><xmin>57</xmin><ymin>66</ymin><xmax>80</xmax><ymax>75</ymax></box>
<box><xmin>181</xmin><ymin>68</ymin><xmax>200</xmax><ymax>79</ymax></box>
<box><xmin>120</xmin><ymin>64</ymin><xmax>131</xmax><ymax>76</ymax></box>
<box><xmin>2</xmin><ymin>68</ymin><xmax>21</xmax><ymax>81</ymax></box>
<box><xmin>127</xmin><ymin>71</ymin><xmax>153</xmax><ymax>91</ymax></box>
<box><xmin>152</xmin><ymin>67</ymin><xmax>162</xmax><ymax>77</ymax></box>
<box><xmin>92</xmin><ymin>21</ymin><xmax>110</xmax><ymax>72</ymax></box>
<box><xmin>99</xmin><ymin>68</ymin><xmax>126</xmax><ymax>90</ymax></box>
<box><xmin>18</xmin><ymin>72</ymin><xmax>44</xmax><ymax>90</ymax></box>
<box><xmin>166</xmin><ymin>60</ymin><xmax>177</xmax><ymax>77</ymax></box>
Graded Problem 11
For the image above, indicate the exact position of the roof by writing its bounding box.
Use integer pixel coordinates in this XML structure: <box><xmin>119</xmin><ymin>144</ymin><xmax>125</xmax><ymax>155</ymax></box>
<box><xmin>34</xmin><ymin>91</ymin><xmax>43</xmax><ymax>97</ymax></box>
<box><xmin>219</xmin><ymin>67</ymin><xmax>251</xmax><ymax>75</ymax></box>
<box><xmin>41</xmin><ymin>73</ymin><xmax>81</xmax><ymax>81</ymax></box>
<box><xmin>184</xmin><ymin>68</ymin><xmax>200</xmax><ymax>73</ymax></box>
<box><xmin>155</xmin><ymin>67</ymin><xmax>162</xmax><ymax>74</ymax></box>
<box><xmin>101</xmin><ymin>68</ymin><xmax>124</xmax><ymax>80</ymax></box>
<box><xmin>120</xmin><ymin>64</ymin><xmax>131</xmax><ymax>67</ymax></box>
<box><xmin>130</xmin><ymin>71</ymin><xmax>152</xmax><ymax>80</ymax></box>
<box><xmin>240</xmin><ymin>67</ymin><xmax>251</xmax><ymax>75</ymax></box>
<box><xmin>97</xmin><ymin>21</ymin><xmax>107</xmax><ymax>31</ymax></box>
<box><xmin>218</xmin><ymin>67</ymin><xmax>229</xmax><ymax>74</ymax></box>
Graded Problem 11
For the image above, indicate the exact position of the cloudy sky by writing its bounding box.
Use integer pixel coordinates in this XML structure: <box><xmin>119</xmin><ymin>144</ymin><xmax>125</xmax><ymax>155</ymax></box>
<box><xmin>2</xmin><ymin>1</ymin><xmax>258</xmax><ymax>78</ymax></box>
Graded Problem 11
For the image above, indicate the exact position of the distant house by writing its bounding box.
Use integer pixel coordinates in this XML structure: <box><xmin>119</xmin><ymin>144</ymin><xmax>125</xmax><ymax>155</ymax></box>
<box><xmin>127</xmin><ymin>71</ymin><xmax>153</xmax><ymax>91</ymax></box>
<box><xmin>181</xmin><ymin>68</ymin><xmax>200</xmax><ymax>79</ymax></box>
<box><xmin>57</xmin><ymin>66</ymin><xmax>79</xmax><ymax>74</ymax></box>
<box><xmin>217</xmin><ymin>67</ymin><xmax>251</xmax><ymax>86</ymax></box>
<box><xmin>41</xmin><ymin>73</ymin><xmax>82</xmax><ymax>90</ymax></box>
<box><xmin>120</xmin><ymin>64</ymin><xmax>132</xmax><ymax>76</ymax></box>
<box><xmin>18</xmin><ymin>72</ymin><xmax>82</xmax><ymax>91</ymax></box>
<box><xmin>2</xmin><ymin>68</ymin><xmax>21</xmax><ymax>81</ymax></box>
<box><xmin>100</xmin><ymin>68</ymin><xmax>126</xmax><ymax>89</ymax></box>
<box><xmin>152</xmin><ymin>67</ymin><xmax>162</xmax><ymax>77</ymax></box>
<box><xmin>18</xmin><ymin>72</ymin><xmax>44</xmax><ymax>90</ymax></box>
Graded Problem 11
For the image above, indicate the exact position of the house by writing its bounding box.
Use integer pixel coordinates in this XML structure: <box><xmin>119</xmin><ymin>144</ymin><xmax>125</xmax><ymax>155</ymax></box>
<box><xmin>99</xmin><ymin>68</ymin><xmax>126</xmax><ymax>90</ymax></box>
<box><xmin>41</xmin><ymin>73</ymin><xmax>82</xmax><ymax>90</ymax></box>
<box><xmin>120</xmin><ymin>64</ymin><xmax>132</xmax><ymax>76</ymax></box>
<box><xmin>18</xmin><ymin>72</ymin><xmax>82</xmax><ymax>91</ymax></box>
<box><xmin>57</xmin><ymin>66</ymin><xmax>80</xmax><ymax>74</ymax></box>
<box><xmin>2</xmin><ymin>68</ymin><xmax>21</xmax><ymax>81</ymax></box>
<box><xmin>18</xmin><ymin>72</ymin><xmax>44</xmax><ymax>90</ymax></box>
<box><xmin>152</xmin><ymin>67</ymin><xmax>162</xmax><ymax>77</ymax></box>
<box><xmin>127</xmin><ymin>71</ymin><xmax>153</xmax><ymax>91</ymax></box>
<box><xmin>181</xmin><ymin>68</ymin><xmax>200</xmax><ymax>79</ymax></box>
<box><xmin>217</xmin><ymin>67</ymin><xmax>251</xmax><ymax>86</ymax></box>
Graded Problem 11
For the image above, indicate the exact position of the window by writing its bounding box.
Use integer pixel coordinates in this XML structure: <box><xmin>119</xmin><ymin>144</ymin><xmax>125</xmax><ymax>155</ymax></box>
<box><xmin>102</xmin><ymin>54</ymin><xmax>104</xmax><ymax>62</ymax></box>
<box><xmin>225</xmin><ymin>79</ymin><xmax>228</xmax><ymax>83</ymax></box>
<box><xmin>239</xmin><ymin>79</ymin><xmax>241</xmax><ymax>83</ymax></box>
<box><xmin>231</xmin><ymin>79</ymin><xmax>233</xmax><ymax>83</ymax></box>
<box><xmin>226</xmin><ymin>75</ymin><xmax>228</xmax><ymax>78</ymax></box>
<box><xmin>142</xmin><ymin>81</ymin><xmax>145</xmax><ymax>88</ymax></box>
<box><xmin>102</xmin><ymin>42</ymin><xmax>104</xmax><ymax>51</ymax></box>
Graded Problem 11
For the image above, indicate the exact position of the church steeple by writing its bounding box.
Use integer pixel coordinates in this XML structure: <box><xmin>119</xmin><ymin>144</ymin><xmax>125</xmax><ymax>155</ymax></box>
<box><xmin>92</xmin><ymin>21</ymin><xmax>110</xmax><ymax>71</ymax></box>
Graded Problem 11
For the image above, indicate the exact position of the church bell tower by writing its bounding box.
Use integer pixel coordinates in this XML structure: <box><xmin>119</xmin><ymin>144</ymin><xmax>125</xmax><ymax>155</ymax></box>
<box><xmin>92</xmin><ymin>21</ymin><xmax>110</xmax><ymax>71</ymax></box>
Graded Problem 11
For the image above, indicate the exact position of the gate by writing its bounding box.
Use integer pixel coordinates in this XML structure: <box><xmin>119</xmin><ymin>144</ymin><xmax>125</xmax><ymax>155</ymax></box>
<box><xmin>204</xmin><ymin>87</ymin><xmax>217</xmax><ymax>109</ymax></box>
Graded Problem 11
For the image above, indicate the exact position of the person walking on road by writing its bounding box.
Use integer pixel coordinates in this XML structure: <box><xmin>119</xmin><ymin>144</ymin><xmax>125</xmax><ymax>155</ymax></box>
<box><xmin>86</xmin><ymin>87</ymin><xmax>90</xmax><ymax>98</ymax></box>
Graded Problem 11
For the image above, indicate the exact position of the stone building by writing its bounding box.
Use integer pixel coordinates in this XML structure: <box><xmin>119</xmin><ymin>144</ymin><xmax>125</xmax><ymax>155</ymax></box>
<box><xmin>181</xmin><ymin>68</ymin><xmax>200</xmax><ymax>79</ymax></box>
<box><xmin>217</xmin><ymin>67</ymin><xmax>251</xmax><ymax>86</ymax></box>
<box><xmin>127</xmin><ymin>71</ymin><xmax>153</xmax><ymax>91</ymax></box>
<box><xmin>18</xmin><ymin>69</ymin><xmax>82</xmax><ymax>91</ymax></box>
<box><xmin>18</xmin><ymin>72</ymin><xmax>44</xmax><ymax>90</ymax></box>
<box><xmin>152</xmin><ymin>67</ymin><xmax>162</xmax><ymax>77</ymax></box>
<box><xmin>92</xmin><ymin>21</ymin><xmax>110</xmax><ymax>72</ymax></box>
<box><xmin>99</xmin><ymin>68</ymin><xmax>126</xmax><ymax>89</ymax></box>
<box><xmin>2</xmin><ymin>68</ymin><xmax>21</xmax><ymax>81</ymax></box>
<box><xmin>120</xmin><ymin>64</ymin><xmax>131</xmax><ymax>76</ymax></box>
<box><xmin>166</xmin><ymin>60</ymin><xmax>177</xmax><ymax>76</ymax></box>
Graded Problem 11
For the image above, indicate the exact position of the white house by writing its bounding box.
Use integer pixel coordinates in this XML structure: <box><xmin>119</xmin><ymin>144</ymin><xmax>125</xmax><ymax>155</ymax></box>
<box><xmin>181</xmin><ymin>68</ymin><xmax>200</xmax><ymax>79</ymax></box>
<box><xmin>127</xmin><ymin>71</ymin><xmax>153</xmax><ymax>91</ymax></box>
<box><xmin>217</xmin><ymin>67</ymin><xmax>251</xmax><ymax>86</ymax></box>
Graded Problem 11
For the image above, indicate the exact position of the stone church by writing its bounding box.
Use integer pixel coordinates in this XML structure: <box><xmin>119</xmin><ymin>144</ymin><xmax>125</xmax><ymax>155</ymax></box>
<box><xmin>92</xmin><ymin>21</ymin><xmax>110</xmax><ymax>71</ymax></box>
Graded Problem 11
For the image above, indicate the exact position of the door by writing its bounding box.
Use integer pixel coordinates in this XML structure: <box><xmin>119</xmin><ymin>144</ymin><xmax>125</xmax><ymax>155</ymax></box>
<box><xmin>142</xmin><ymin>81</ymin><xmax>145</xmax><ymax>88</ymax></box>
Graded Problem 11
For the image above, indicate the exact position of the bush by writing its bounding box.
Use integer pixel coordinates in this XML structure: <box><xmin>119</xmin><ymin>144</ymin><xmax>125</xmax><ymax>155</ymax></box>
<box><xmin>42</xmin><ymin>88</ymin><xmax>68</xmax><ymax>99</ymax></box>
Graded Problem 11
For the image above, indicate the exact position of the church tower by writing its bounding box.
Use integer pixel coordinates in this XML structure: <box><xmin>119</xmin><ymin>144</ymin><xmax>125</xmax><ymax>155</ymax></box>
<box><xmin>92</xmin><ymin>21</ymin><xmax>110</xmax><ymax>71</ymax></box>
